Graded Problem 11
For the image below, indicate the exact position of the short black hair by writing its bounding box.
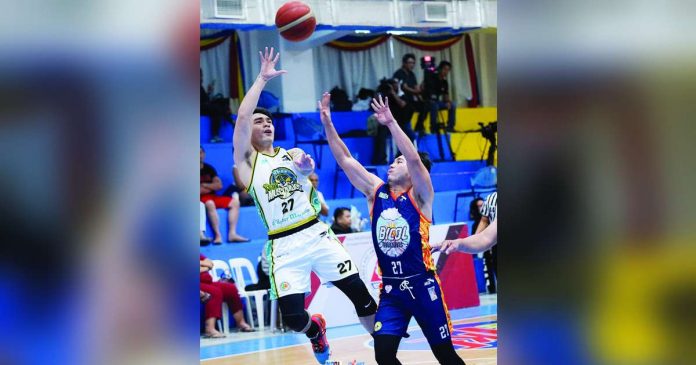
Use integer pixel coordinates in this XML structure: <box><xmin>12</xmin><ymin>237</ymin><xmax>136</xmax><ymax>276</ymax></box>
<box><xmin>402</xmin><ymin>53</ymin><xmax>416</xmax><ymax>64</ymax></box>
<box><xmin>395</xmin><ymin>151</ymin><xmax>432</xmax><ymax>172</ymax></box>
<box><xmin>438</xmin><ymin>61</ymin><xmax>452</xmax><ymax>70</ymax></box>
<box><xmin>333</xmin><ymin>207</ymin><xmax>350</xmax><ymax>221</ymax></box>
<box><xmin>253</xmin><ymin>107</ymin><xmax>273</xmax><ymax>121</ymax></box>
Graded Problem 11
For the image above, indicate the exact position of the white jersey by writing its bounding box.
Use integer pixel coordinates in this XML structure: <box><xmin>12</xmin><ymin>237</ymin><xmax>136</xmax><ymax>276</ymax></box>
<box><xmin>246</xmin><ymin>147</ymin><xmax>321</xmax><ymax>235</ymax></box>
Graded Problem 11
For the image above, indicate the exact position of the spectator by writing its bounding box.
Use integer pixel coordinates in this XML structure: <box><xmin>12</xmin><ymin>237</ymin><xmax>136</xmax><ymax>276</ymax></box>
<box><xmin>200</xmin><ymin>146</ymin><xmax>249</xmax><ymax>243</ymax></box>
<box><xmin>201</xmin><ymin>69</ymin><xmax>232</xmax><ymax>143</ymax></box>
<box><xmin>352</xmin><ymin>88</ymin><xmax>374</xmax><ymax>111</ymax></box>
<box><xmin>423</xmin><ymin>61</ymin><xmax>456</xmax><ymax>133</ymax></box>
<box><xmin>221</xmin><ymin>165</ymin><xmax>255</xmax><ymax>207</ymax></box>
<box><xmin>308</xmin><ymin>172</ymin><xmax>330</xmax><ymax>217</ymax></box>
<box><xmin>200</xmin><ymin>202</ymin><xmax>212</xmax><ymax>245</ymax></box>
<box><xmin>373</xmin><ymin>78</ymin><xmax>415</xmax><ymax>165</ymax></box>
<box><xmin>331</xmin><ymin>207</ymin><xmax>355</xmax><ymax>235</ymax></box>
<box><xmin>200</xmin><ymin>254</ymin><xmax>254</xmax><ymax>337</ymax></box>
<box><xmin>393</xmin><ymin>54</ymin><xmax>428</xmax><ymax>134</ymax></box>
<box><xmin>469</xmin><ymin>197</ymin><xmax>485</xmax><ymax>235</ymax></box>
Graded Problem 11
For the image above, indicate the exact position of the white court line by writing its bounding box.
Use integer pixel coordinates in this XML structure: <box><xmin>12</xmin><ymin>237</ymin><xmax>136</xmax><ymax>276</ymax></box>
<box><xmin>202</xmin><ymin>314</ymin><xmax>497</xmax><ymax>361</ymax></box>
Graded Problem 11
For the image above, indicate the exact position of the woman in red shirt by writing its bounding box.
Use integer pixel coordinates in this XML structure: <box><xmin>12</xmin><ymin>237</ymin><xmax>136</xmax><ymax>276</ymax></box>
<box><xmin>200</xmin><ymin>254</ymin><xmax>253</xmax><ymax>337</ymax></box>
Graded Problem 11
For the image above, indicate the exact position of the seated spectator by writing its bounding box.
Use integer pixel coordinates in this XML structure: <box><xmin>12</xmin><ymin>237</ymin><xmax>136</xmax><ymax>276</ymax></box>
<box><xmin>200</xmin><ymin>254</ymin><xmax>254</xmax><ymax>337</ymax></box>
<box><xmin>352</xmin><ymin>88</ymin><xmax>374</xmax><ymax>111</ymax></box>
<box><xmin>330</xmin><ymin>86</ymin><xmax>353</xmax><ymax>111</ymax></box>
<box><xmin>331</xmin><ymin>207</ymin><xmax>355</xmax><ymax>235</ymax></box>
<box><xmin>200</xmin><ymin>202</ymin><xmax>212</xmax><ymax>245</ymax></box>
<box><xmin>224</xmin><ymin>165</ymin><xmax>255</xmax><ymax>207</ymax></box>
<box><xmin>200</xmin><ymin>69</ymin><xmax>232</xmax><ymax>143</ymax></box>
<box><xmin>200</xmin><ymin>147</ymin><xmax>249</xmax><ymax>243</ymax></box>
<box><xmin>308</xmin><ymin>172</ymin><xmax>329</xmax><ymax>217</ymax></box>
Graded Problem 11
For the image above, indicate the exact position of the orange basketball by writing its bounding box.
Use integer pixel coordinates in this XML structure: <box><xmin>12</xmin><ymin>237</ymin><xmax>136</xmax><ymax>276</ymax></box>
<box><xmin>275</xmin><ymin>1</ymin><xmax>316</xmax><ymax>42</ymax></box>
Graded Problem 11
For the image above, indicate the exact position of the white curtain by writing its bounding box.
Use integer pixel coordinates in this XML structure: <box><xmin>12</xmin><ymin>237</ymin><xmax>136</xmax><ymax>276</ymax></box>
<box><xmin>390</xmin><ymin>38</ymin><xmax>472</xmax><ymax>106</ymax></box>
<box><xmin>312</xmin><ymin>42</ymin><xmax>393</xmax><ymax>101</ymax></box>
<box><xmin>200</xmin><ymin>37</ymin><xmax>231</xmax><ymax>98</ymax></box>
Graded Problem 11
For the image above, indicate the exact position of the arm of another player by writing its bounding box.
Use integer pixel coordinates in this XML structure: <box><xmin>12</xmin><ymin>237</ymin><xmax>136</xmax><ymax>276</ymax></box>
<box><xmin>371</xmin><ymin>95</ymin><xmax>434</xmax><ymax>203</ymax></box>
<box><xmin>318</xmin><ymin>92</ymin><xmax>383</xmax><ymax>196</ymax></box>
<box><xmin>438</xmin><ymin>218</ymin><xmax>497</xmax><ymax>254</ymax></box>
<box><xmin>233</xmin><ymin>47</ymin><xmax>287</xmax><ymax>184</ymax></box>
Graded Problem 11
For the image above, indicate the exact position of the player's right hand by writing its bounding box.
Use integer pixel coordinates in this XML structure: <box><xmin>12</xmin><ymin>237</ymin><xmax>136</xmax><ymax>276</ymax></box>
<box><xmin>258</xmin><ymin>47</ymin><xmax>287</xmax><ymax>81</ymax></box>
<box><xmin>439</xmin><ymin>239</ymin><xmax>461</xmax><ymax>255</ymax></box>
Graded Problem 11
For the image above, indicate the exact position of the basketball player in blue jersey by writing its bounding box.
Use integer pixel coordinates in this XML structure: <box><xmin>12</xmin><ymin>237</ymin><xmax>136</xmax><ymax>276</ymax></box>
<box><xmin>319</xmin><ymin>93</ymin><xmax>465</xmax><ymax>365</ymax></box>
<box><xmin>234</xmin><ymin>48</ymin><xmax>377</xmax><ymax>364</ymax></box>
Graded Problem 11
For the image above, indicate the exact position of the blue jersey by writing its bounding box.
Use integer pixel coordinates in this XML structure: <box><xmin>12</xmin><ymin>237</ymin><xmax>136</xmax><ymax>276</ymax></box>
<box><xmin>371</xmin><ymin>184</ymin><xmax>436</xmax><ymax>278</ymax></box>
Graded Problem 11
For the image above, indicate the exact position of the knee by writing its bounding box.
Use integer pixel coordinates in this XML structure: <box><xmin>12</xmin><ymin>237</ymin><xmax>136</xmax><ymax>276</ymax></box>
<box><xmin>282</xmin><ymin>310</ymin><xmax>311</xmax><ymax>332</ymax></box>
<box><xmin>222</xmin><ymin>282</ymin><xmax>239</xmax><ymax>297</ymax></box>
<box><xmin>333</xmin><ymin>274</ymin><xmax>376</xmax><ymax>316</ymax></box>
<box><xmin>229</xmin><ymin>196</ymin><xmax>240</xmax><ymax>209</ymax></box>
<box><xmin>204</xmin><ymin>200</ymin><xmax>216</xmax><ymax>210</ymax></box>
<box><xmin>206</xmin><ymin>286</ymin><xmax>222</xmax><ymax>301</ymax></box>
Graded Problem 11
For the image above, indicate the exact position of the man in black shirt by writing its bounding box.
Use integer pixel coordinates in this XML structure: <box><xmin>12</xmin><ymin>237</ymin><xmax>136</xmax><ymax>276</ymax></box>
<box><xmin>423</xmin><ymin>61</ymin><xmax>457</xmax><ymax>132</ymax></box>
<box><xmin>392</xmin><ymin>54</ymin><xmax>429</xmax><ymax>134</ymax></box>
<box><xmin>372</xmin><ymin>78</ymin><xmax>416</xmax><ymax>165</ymax></box>
<box><xmin>200</xmin><ymin>69</ymin><xmax>232</xmax><ymax>143</ymax></box>
<box><xmin>330</xmin><ymin>207</ymin><xmax>355</xmax><ymax>235</ymax></box>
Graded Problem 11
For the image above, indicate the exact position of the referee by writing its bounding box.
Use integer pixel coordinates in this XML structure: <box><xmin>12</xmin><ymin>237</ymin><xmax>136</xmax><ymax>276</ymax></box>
<box><xmin>476</xmin><ymin>192</ymin><xmax>497</xmax><ymax>293</ymax></box>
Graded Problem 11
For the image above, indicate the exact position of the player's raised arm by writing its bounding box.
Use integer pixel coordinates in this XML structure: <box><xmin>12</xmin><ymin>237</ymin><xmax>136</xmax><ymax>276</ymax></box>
<box><xmin>371</xmin><ymin>95</ymin><xmax>434</xmax><ymax>202</ymax></box>
<box><xmin>318</xmin><ymin>92</ymin><xmax>383</xmax><ymax>196</ymax></box>
<box><xmin>233</xmin><ymin>47</ymin><xmax>286</xmax><ymax>182</ymax></box>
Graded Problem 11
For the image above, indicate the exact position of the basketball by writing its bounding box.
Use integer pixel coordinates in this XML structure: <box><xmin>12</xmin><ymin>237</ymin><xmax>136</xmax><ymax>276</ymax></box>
<box><xmin>275</xmin><ymin>1</ymin><xmax>316</xmax><ymax>42</ymax></box>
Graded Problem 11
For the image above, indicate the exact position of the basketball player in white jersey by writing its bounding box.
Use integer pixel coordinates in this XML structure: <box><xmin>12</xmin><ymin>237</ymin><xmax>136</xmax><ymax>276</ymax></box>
<box><xmin>233</xmin><ymin>47</ymin><xmax>377</xmax><ymax>364</ymax></box>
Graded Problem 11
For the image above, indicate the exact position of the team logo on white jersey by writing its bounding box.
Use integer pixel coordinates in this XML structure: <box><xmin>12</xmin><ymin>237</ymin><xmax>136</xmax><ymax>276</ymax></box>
<box><xmin>376</xmin><ymin>208</ymin><xmax>410</xmax><ymax>257</ymax></box>
<box><xmin>263</xmin><ymin>167</ymin><xmax>303</xmax><ymax>202</ymax></box>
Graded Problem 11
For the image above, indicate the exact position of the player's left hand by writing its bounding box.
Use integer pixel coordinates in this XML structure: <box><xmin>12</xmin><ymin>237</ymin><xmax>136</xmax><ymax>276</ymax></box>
<box><xmin>292</xmin><ymin>150</ymin><xmax>315</xmax><ymax>173</ymax></box>
<box><xmin>371</xmin><ymin>95</ymin><xmax>396</xmax><ymax>126</ymax></box>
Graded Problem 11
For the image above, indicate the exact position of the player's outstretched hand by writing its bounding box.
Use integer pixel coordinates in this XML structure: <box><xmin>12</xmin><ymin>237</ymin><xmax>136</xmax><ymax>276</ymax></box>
<box><xmin>317</xmin><ymin>92</ymin><xmax>331</xmax><ymax>125</ymax></box>
<box><xmin>289</xmin><ymin>148</ymin><xmax>315</xmax><ymax>174</ymax></box>
<box><xmin>371</xmin><ymin>94</ymin><xmax>396</xmax><ymax>126</ymax></box>
<box><xmin>258</xmin><ymin>47</ymin><xmax>287</xmax><ymax>81</ymax></box>
<box><xmin>438</xmin><ymin>239</ymin><xmax>461</xmax><ymax>255</ymax></box>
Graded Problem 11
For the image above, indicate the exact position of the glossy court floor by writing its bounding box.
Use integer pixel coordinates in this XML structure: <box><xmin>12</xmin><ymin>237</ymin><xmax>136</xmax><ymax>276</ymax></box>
<box><xmin>201</xmin><ymin>294</ymin><xmax>497</xmax><ymax>365</ymax></box>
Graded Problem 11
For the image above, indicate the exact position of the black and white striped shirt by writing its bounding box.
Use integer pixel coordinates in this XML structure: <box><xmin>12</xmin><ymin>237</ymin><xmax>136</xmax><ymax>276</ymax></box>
<box><xmin>480</xmin><ymin>192</ymin><xmax>497</xmax><ymax>221</ymax></box>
